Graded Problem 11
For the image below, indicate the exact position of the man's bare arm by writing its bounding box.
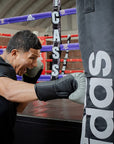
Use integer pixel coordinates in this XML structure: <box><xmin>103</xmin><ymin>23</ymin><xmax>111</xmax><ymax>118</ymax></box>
<box><xmin>0</xmin><ymin>74</ymin><xmax>79</xmax><ymax>104</ymax></box>
<box><xmin>0</xmin><ymin>77</ymin><xmax>38</xmax><ymax>102</ymax></box>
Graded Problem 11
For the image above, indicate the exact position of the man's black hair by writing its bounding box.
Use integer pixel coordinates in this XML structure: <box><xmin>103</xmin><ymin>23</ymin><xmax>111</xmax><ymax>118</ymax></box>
<box><xmin>6</xmin><ymin>30</ymin><xmax>42</xmax><ymax>53</ymax></box>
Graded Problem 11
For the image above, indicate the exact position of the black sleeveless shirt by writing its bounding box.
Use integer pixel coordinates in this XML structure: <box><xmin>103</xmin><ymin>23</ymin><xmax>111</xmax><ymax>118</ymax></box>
<box><xmin>0</xmin><ymin>56</ymin><xmax>17</xmax><ymax>144</ymax></box>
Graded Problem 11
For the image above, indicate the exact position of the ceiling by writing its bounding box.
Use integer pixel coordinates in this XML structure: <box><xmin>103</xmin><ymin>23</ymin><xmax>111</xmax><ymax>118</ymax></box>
<box><xmin>0</xmin><ymin>0</ymin><xmax>76</xmax><ymax>33</ymax></box>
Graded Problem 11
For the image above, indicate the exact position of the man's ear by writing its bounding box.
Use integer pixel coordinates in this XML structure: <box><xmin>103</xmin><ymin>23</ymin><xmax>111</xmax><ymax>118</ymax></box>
<box><xmin>11</xmin><ymin>49</ymin><xmax>18</xmax><ymax>57</ymax></box>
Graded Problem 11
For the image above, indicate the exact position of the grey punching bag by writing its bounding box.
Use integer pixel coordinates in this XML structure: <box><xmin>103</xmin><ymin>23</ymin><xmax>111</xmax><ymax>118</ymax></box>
<box><xmin>76</xmin><ymin>0</ymin><xmax>114</xmax><ymax>143</ymax></box>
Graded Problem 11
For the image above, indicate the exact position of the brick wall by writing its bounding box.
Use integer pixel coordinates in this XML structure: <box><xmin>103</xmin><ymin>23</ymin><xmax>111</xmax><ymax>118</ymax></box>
<box><xmin>0</xmin><ymin>37</ymin><xmax>10</xmax><ymax>45</ymax></box>
<box><xmin>46</xmin><ymin>39</ymin><xmax>84</xmax><ymax>72</ymax></box>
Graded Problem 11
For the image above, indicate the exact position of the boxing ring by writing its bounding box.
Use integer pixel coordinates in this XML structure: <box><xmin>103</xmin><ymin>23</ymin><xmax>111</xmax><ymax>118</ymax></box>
<box><xmin>0</xmin><ymin>1</ymin><xmax>84</xmax><ymax>144</ymax></box>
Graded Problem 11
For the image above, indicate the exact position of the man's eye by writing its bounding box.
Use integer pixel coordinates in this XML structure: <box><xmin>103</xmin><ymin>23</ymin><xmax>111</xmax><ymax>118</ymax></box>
<box><xmin>30</xmin><ymin>57</ymin><xmax>34</xmax><ymax>59</ymax></box>
<box><xmin>30</xmin><ymin>57</ymin><xmax>37</xmax><ymax>60</ymax></box>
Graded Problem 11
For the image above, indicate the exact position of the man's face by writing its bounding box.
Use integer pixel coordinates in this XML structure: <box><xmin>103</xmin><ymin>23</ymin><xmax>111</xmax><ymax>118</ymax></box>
<box><xmin>11</xmin><ymin>48</ymin><xmax>40</xmax><ymax>76</ymax></box>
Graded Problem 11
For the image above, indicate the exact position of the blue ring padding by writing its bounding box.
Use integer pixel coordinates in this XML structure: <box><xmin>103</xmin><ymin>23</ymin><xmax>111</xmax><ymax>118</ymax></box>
<box><xmin>0</xmin><ymin>8</ymin><xmax>76</xmax><ymax>25</ymax></box>
<box><xmin>0</xmin><ymin>43</ymin><xmax>80</xmax><ymax>54</ymax></box>
<box><xmin>17</xmin><ymin>74</ymin><xmax>64</xmax><ymax>81</ymax></box>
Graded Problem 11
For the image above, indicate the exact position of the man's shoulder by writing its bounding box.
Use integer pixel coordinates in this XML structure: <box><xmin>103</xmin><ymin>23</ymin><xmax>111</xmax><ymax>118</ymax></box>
<box><xmin>0</xmin><ymin>56</ymin><xmax>17</xmax><ymax>80</ymax></box>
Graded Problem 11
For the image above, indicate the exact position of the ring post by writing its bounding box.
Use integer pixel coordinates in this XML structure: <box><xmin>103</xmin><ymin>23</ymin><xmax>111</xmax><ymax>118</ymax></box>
<box><xmin>51</xmin><ymin>0</ymin><xmax>61</xmax><ymax>80</ymax></box>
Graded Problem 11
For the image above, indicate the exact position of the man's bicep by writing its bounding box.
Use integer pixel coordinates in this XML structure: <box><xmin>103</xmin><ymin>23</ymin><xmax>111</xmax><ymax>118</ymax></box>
<box><xmin>0</xmin><ymin>77</ymin><xmax>20</xmax><ymax>99</ymax></box>
<box><xmin>0</xmin><ymin>77</ymin><xmax>38</xmax><ymax>102</ymax></box>
<box><xmin>0</xmin><ymin>77</ymin><xmax>11</xmax><ymax>96</ymax></box>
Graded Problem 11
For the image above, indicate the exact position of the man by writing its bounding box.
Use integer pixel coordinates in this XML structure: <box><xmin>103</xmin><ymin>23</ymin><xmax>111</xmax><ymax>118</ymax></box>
<box><xmin>0</xmin><ymin>30</ymin><xmax>85</xmax><ymax>144</ymax></box>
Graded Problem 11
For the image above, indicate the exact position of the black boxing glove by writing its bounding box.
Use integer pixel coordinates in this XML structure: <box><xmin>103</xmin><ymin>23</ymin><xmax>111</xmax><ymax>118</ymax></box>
<box><xmin>34</xmin><ymin>75</ymin><xmax>77</xmax><ymax>101</ymax></box>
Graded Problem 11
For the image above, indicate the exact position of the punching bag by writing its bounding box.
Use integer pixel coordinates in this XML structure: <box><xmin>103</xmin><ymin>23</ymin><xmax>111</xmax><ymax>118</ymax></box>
<box><xmin>76</xmin><ymin>0</ymin><xmax>114</xmax><ymax>143</ymax></box>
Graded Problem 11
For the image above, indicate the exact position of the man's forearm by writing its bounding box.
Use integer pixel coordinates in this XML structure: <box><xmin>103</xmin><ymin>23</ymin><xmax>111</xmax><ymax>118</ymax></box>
<box><xmin>0</xmin><ymin>73</ymin><xmax>84</xmax><ymax>103</ymax></box>
<box><xmin>0</xmin><ymin>77</ymin><xmax>38</xmax><ymax>102</ymax></box>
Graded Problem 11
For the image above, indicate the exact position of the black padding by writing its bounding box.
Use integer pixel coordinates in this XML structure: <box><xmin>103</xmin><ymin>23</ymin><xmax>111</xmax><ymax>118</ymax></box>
<box><xmin>76</xmin><ymin>0</ymin><xmax>114</xmax><ymax>143</ymax></box>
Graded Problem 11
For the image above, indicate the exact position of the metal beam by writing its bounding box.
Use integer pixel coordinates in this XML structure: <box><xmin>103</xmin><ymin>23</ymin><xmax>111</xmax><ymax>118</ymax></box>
<box><xmin>0</xmin><ymin>0</ymin><xmax>18</xmax><ymax>18</ymax></box>
<box><xmin>14</xmin><ymin>0</ymin><xmax>37</xmax><ymax>16</ymax></box>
